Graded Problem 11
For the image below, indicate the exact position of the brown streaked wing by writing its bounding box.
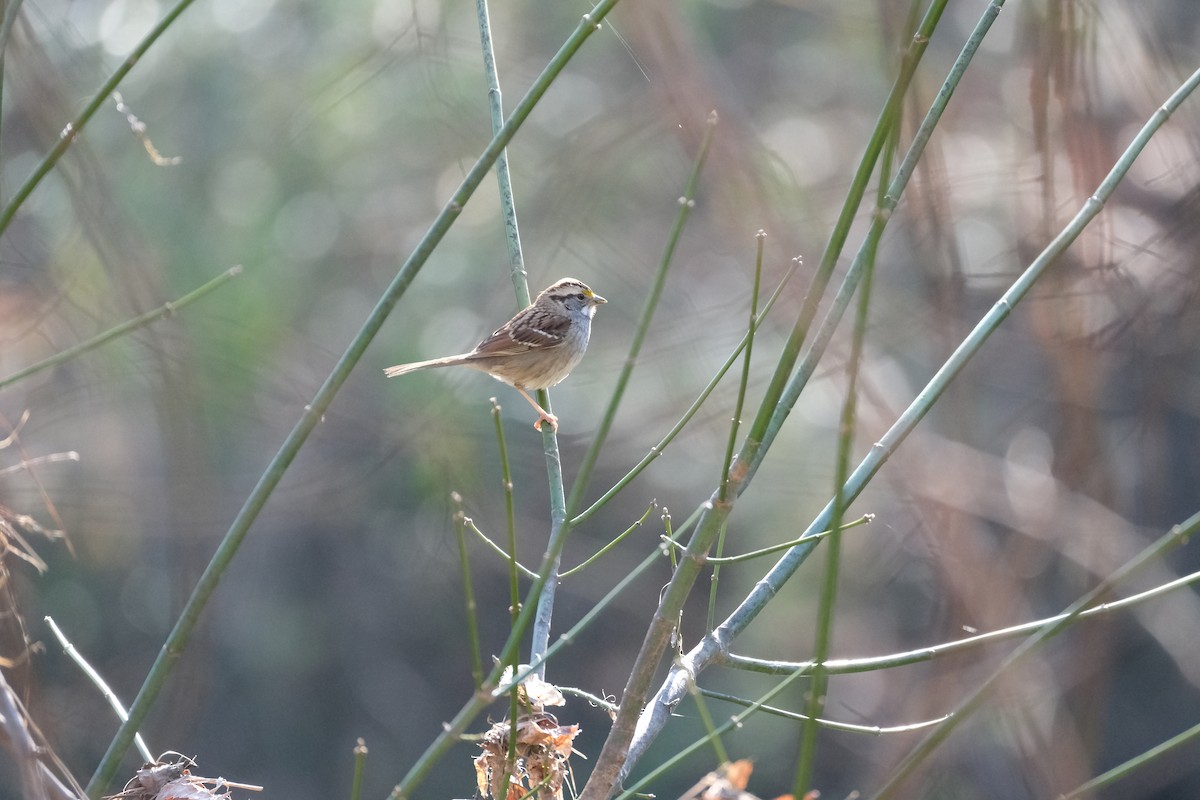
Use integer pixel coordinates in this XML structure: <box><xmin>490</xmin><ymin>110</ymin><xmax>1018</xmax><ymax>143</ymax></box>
<box><xmin>471</xmin><ymin>306</ymin><xmax>569</xmax><ymax>357</ymax></box>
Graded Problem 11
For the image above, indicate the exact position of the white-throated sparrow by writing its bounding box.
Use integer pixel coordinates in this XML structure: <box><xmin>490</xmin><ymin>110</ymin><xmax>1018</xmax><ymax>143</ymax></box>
<box><xmin>384</xmin><ymin>278</ymin><xmax>606</xmax><ymax>431</ymax></box>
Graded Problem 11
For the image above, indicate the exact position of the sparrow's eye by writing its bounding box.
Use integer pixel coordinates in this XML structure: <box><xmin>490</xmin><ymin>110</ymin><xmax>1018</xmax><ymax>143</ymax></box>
<box><xmin>575</xmin><ymin>293</ymin><xmax>585</xmax><ymax>300</ymax></box>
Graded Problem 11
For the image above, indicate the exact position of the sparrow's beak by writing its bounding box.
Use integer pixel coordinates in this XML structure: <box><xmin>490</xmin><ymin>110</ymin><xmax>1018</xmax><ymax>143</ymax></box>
<box><xmin>589</xmin><ymin>292</ymin><xmax>607</xmax><ymax>305</ymax></box>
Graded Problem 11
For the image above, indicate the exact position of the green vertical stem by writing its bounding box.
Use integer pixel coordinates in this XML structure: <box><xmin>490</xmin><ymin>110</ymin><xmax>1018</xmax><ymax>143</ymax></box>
<box><xmin>793</xmin><ymin>118</ymin><xmax>891</xmax><ymax>800</ymax></box>
<box><xmin>488</xmin><ymin>398</ymin><xmax>523</xmax><ymax>800</ymax></box>
<box><xmin>708</xmin><ymin>231</ymin><xmax>763</xmax><ymax>630</ymax></box>
<box><xmin>475</xmin><ymin>0</ymin><xmax>530</xmax><ymax>305</ymax></box>
<box><xmin>0</xmin><ymin>0</ymin><xmax>26</xmax><ymax>158</ymax></box>
<box><xmin>349</xmin><ymin>739</ymin><xmax>368</xmax><ymax>800</ymax></box>
<box><xmin>687</xmin><ymin>678</ymin><xmax>729</xmax><ymax>765</ymax></box>
<box><xmin>474</xmin><ymin>0</ymin><xmax>569</xmax><ymax>674</ymax></box>
<box><xmin>718</xmin><ymin>230</ymin><xmax>763</xmax><ymax>504</ymax></box>
<box><xmin>452</xmin><ymin>494</ymin><xmax>484</xmax><ymax>689</ymax></box>
<box><xmin>705</xmin><ymin>518</ymin><xmax>728</xmax><ymax>633</ymax></box>
<box><xmin>529</xmin><ymin>433</ymin><xmax>568</xmax><ymax>674</ymax></box>
<box><xmin>490</xmin><ymin>399</ymin><xmax>521</xmax><ymax>630</ymax></box>
<box><xmin>500</xmin><ymin>684</ymin><xmax>520</xmax><ymax>800</ymax></box>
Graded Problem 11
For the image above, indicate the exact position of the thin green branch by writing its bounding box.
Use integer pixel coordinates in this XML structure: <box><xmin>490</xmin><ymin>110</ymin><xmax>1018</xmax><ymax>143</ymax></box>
<box><xmin>724</xmin><ymin>567</ymin><xmax>1200</xmax><ymax>675</ymax></box>
<box><xmin>0</xmin><ymin>266</ymin><xmax>242</xmax><ymax>393</ymax></box>
<box><xmin>868</xmin><ymin>509</ymin><xmax>1200</xmax><ymax>800</ymax></box>
<box><xmin>559</xmin><ymin>686</ymin><xmax>617</xmax><ymax>714</ymax></box>
<box><xmin>793</xmin><ymin>402</ymin><xmax>841</xmax><ymax>788</ymax></box>
<box><xmin>700</xmin><ymin>689</ymin><xmax>951</xmax><ymax>735</ymax></box>
<box><xmin>0</xmin><ymin>0</ymin><xmax>27</xmax><ymax>156</ymax></box>
<box><xmin>465</xmin><ymin>515</ymin><xmax>539</xmax><ymax>579</ymax></box>
<box><xmin>705</xmin><ymin>518</ymin><xmax>728</xmax><ymax>633</ymax></box>
<box><xmin>44</xmin><ymin>616</ymin><xmax>153</xmax><ymax>763</ymax></box>
<box><xmin>475</xmin><ymin>0</ymin><xmax>528</xmax><ymax>304</ymax></box>
<box><xmin>663</xmin><ymin>508</ymin><xmax>677</xmax><ymax>570</ymax></box>
<box><xmin>559</xmin><ymin>502</ymin><xmax>657</xmax><ymax>578</ymax></box>
<box><xmin>452</xmin><ymin>494</ymin><xmax>485</xmax><ymax>688</ymax></box>
<box><xmin>350</xmin><ymin>739</ymin><xmax>368</xmax><ymax>800</ymax></box>
<box><xmin>708</xmin><ymin>231</ymin><xmax>764</xmax><ymax>630</ymax></box>
<box><xmin>87</xmin><ymin>3</ymin><xmax>622</xmax><ymax>795</ymax></box>
<box><xmin>718</xmin><ymin>229</ymin><xmax>763</xmax><ymax>504</ymax></box>
<box><xmin>490</xmin><ymin>399</ymin><xmax>521</xmax><ymax>628</ymax></box>
<box><xmin>662</xmin><ymin>514</ymin><xmax>872</xmax><ymax>565</ymax></box>
<box><xmin>686</xmin><ymin>676</ymin><xmax>729</xmax><ymax>765</ymax></box>
<box><xmin>1058</xmin><ymin>719</ymin><xmax>1200</xmax><ymax>800</ymax></box>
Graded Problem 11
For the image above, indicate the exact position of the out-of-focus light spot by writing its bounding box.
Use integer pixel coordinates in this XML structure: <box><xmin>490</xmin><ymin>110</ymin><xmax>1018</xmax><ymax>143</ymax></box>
<box><xmin>210</xmin><ymin>154</ymin><xmax>280</xmax><ymax>227</ymax></box>
<box><xmin>1005</xmin><ymin>425</ymin><xmax>1057</xmax><ymax>532</ymax></box>
<box><xmin>956</xmin><ymin>216</ymin><xmax>1012</xmax><ymax>290</ymax></box>
<box><xmin>762</xmin><ymin>115</ymin><xmax>839</xmax><ymax>185</ymax></box>
<box><xmin>533</xmin><ymin>72</ymin><xmax>606</xmax><ymax>137</ymax></box>
<box><xmin>372</xmin><ymin>0</ymin><xmax>441</xmax><ymax>44</ymax></box>
<box><xmin>99</xmin><ymin>0</ymin><xmax>161</xmax><ymax>57</ymax></box>
<box><xmin>420</xmin><ymin>306</ymin><xmax>484</xmax><ymax>358</ymax></box>
<box><xmin>211</xmin><ymin>0</ymin><xmax>277</xmax><ymax>34</ymax></box>
<box><xmin>120</xmin><ymin>565</ymin><xmax>173</xmax><ymax>634</ymax></box>
<box><xmin>941</xmin><ymin>132</ymin><xmax>1007</xmax><ymax>205</ymax></box>
<box><xmin>273</xmin><ymin>191</ymin><xmax>342</xmax><ymax>261</ymax></box>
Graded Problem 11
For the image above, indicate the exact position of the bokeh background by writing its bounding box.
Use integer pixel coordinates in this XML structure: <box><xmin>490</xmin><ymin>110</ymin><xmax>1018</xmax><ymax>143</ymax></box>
<box><xmin>2</xmin><ymin>1</ymin><xmax>1200</xmax><ymax>798</ymax></box>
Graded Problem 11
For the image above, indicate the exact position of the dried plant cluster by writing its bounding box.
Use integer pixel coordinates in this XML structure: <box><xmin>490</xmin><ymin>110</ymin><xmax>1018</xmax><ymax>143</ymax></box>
<box><xmin>106</xmin><ymin>755</ymin><xmax>260</xmax><ymax>800</ymax></box>
<box><xmin>474</xmin><ymin>673</ymin><xmax>582</xmax><ymax>800</ymax></box>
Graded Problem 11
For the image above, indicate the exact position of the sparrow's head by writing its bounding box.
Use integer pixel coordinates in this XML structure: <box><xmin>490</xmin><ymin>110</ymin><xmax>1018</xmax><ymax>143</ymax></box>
<box><xmin>536</xmin><ymin>278</ymin><xmax>607</xmax><ymax>316</ymax></box>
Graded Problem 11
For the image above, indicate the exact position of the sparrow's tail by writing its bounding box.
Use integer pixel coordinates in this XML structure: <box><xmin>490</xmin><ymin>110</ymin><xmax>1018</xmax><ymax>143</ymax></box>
<box><xmin>382</xmin><ymin>354</ymin><xmax>473</xmax><ymax>378</ymax></box>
